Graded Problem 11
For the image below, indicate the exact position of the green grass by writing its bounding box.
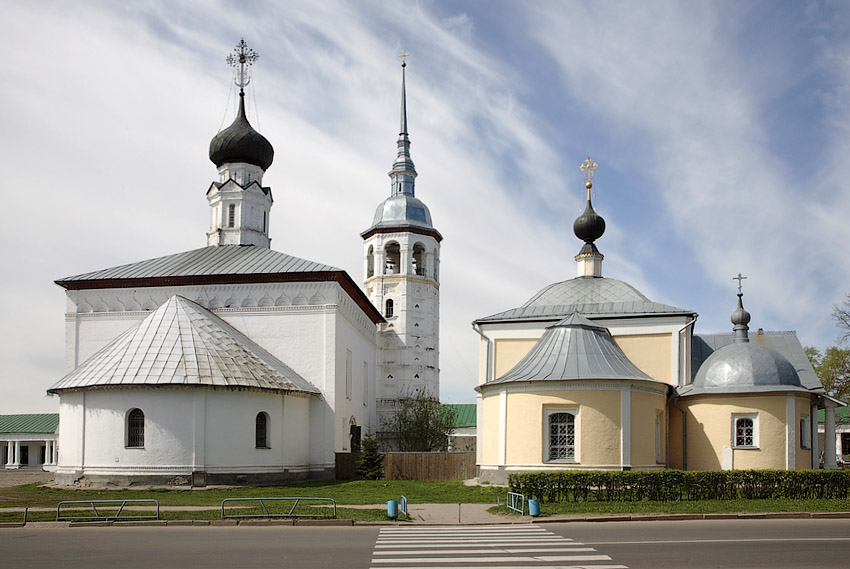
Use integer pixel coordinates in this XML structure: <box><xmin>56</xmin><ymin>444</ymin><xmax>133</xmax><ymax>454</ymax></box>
<box><xmin>0</xmin><ymin>479</ymin><xmax>500</xmax><ymax>508</ymax></box>
<box><xmin>490</xmin><ymin>498</ymin><xmax>850</xmax><ymax>517</ymax></box>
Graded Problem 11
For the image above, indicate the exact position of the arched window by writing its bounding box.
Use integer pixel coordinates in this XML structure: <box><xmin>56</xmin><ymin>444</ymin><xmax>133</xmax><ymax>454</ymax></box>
<box><xmin>127</xmin><ymin>409</ymin><xmax>145</xmax><ymax>448</ymax></box>
<box><xmin>385</xmin><ymin>299</ymin><xmax>394</xmax><ymax>318</ymax></box>
<box><xmin>256</xmin><ymin>412</ymin><xmax>269</xmax><ymax>449</ymax></box>
<box><xmin>385</xmin><ymin>242</ymin><xmax>400</xmax><ymax>275</ymax></box>
<box><xmin>412</xmin><ymin>243</ymin><xmax>425</xmax><ymax>276</ymax></box>
<box><xmin>366</xmin><ymin>245</ymin><xmax>375</xmax><ymax>278</ymax></box>
<box><xmin>733</xmin><ymin>414</ymin><xmax>757</xmax><ymax>448</ymax></box>
<box><xmin>547</xmin><ymin>410</ymin><xmax>576</xmax><ymax>461</ymax></box>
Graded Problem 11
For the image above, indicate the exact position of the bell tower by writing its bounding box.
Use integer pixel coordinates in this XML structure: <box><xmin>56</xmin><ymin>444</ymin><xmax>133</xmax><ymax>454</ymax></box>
<box><xmin>361</xmin><ymin>54</ymin><xmax>442</xmax><ymax>431</ymax></box>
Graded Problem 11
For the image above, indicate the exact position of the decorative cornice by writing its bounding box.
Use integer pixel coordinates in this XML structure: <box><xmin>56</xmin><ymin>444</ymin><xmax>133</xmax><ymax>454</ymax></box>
<box><xmin>361</xmin><ymin>225</ymin><xmax>443</xmax><ymax>242</ymax></box>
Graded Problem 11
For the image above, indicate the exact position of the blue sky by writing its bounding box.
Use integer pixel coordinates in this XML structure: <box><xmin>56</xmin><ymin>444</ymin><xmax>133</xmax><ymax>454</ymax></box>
<box><xmin>2</xmin><ymin>0</ymin><xmax>849</xmax><ymax>413</ymax></box>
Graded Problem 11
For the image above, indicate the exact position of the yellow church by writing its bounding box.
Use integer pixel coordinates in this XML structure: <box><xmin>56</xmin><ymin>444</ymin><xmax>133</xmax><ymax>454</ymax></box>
<box><xmin>474</xmin><ymin>159</ymin><xmax>844</xmax><ymax>483</ymax></box>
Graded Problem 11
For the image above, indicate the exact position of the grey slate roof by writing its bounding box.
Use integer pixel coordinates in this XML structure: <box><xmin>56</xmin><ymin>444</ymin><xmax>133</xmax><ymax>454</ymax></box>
<box><xmin>0</xmin><ymin>414</ymin><xmax>59</xmax><ymax>435</ymax></box>
<box><xmin>48</xmin><ymin>296</ymin><xmax>319</xmax><ymax>395</ymax></box>
<box><xmin>476</xmin><ymin>277</ymin><xmax>695</xmax><ymax>323</ymax></box>
<box><xmin>56</xmin><ymin>245</ymin><xmax>339</xmax><ymax>285</ymax></box>
<box><xmin>483</xmin><ymin>313</ymin><xmax>660</xmax><ymax>386</ymax></box>
<box><xmin>691</xmin><ymin>332</ymin><xmax>821</xmax><ymax>391</ymax></box>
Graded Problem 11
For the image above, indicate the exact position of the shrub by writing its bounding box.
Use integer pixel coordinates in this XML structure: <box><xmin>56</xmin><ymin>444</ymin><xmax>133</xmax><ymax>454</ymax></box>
<box><xmin>507</xmin><ymin>469</ymin><xmax>850</xmax><ymax>503</ymax></box>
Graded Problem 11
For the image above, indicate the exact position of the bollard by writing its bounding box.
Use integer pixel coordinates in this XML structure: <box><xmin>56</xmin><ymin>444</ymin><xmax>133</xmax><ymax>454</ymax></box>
<box><xmin>458</xmin><ymin>503</ymin><xmax>461</xmax><ymax>524</ymax></box>
<box><xmin>528</xmin><ymin>499</ymin><xmax>540</xmax><ymax>517</ymax></box>
<box><xmin>387</xmin><ymin>500</ymin><xmax>399</xmax><ymax>520</ymax></box>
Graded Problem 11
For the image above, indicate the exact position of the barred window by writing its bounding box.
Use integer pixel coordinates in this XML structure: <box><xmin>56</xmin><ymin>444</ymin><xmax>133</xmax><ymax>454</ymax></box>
<box><xmin>547</xmin><ymin>411</ymin><xmax>576</xmax><ymax>461</ymax></box>
<box><xmin>256</xmin><ymin>412</ymin><xmax>269</xmax><ymax>449</ymax></box>
<box><xmin>127</xmin><ymin>408</ymin><xmax>145</xmax><ymax>448</ymax></box>
<box><xmin>385</xmin><ymin>299</ymin><xmax>394</xmax><ymax>318</ymax></box>
<box><xmin>733</xmin><ymin>414</ymin><xmax>758</xmax><ymax>448</ymax></box>
<box><xmin>228</xmin><ymin>204</ymin><xmax>236</xmax><ymax>228</ymax></box>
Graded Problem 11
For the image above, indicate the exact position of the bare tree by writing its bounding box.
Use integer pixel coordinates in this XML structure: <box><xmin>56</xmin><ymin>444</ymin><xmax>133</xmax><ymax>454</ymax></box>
<box><xmin>833</xmin><ymin>294</ymin><xmax>850</xmax><ymax>344</ymax></box>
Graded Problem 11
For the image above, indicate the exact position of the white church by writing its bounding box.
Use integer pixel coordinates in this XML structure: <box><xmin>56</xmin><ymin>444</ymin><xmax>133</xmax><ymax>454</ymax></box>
<box><xmin>47</xmin><ymin>41</ymin><xmax>439</xmax><ymax>486</ymax></box>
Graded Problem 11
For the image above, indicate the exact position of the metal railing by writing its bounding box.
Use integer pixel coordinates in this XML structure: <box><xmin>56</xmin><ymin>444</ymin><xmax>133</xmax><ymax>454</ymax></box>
<box><xmin>220</xmin><ymin>497</ymin><xmax>336</xmax><ymax>519</ymax></box>
<box><xmin>57</xmin><ymin>499</ymin><xmax>160</xmax><ymax>521</ymax></box>
<box><xmin>506</xmin><ymin>492</ymin><xmax>525</xmax><ymax>516</ymax></box>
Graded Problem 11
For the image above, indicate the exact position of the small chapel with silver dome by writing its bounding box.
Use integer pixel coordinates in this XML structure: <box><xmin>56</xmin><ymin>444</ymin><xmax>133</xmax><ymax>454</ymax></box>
<box><xmin>474</xmin><ymin>158</ymin><xmax>844</xmax><ymax>482</ymax></box>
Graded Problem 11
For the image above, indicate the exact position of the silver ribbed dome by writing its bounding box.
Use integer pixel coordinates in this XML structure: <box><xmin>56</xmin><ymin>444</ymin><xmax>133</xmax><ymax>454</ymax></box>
<box><xmin>690</xmin><ymin>342</ymin><xmax>803</xmax><ymax>393</ymax></box>
<box><xmin>370</xmin><ymin>194</ymin><xmax>434</xmax><ymax>230</ymax></box>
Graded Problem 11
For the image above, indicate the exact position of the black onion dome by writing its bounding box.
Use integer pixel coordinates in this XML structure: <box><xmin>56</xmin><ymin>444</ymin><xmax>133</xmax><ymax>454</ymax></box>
<box><xmin>209</xmin><ymin>94</ymin><xmax>274</xmax><ymax>171</ymax></box>
<box><xmin>573</xmin><ymin>199</ymin><xmax>606</xmax><ymax>243</ymax></box>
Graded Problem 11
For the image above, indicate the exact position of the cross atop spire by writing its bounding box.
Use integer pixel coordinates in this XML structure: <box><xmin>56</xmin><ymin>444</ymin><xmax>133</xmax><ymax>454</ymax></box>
<box><xmin>399</xmin><ymin>49</ymin><xmax>410</xmax><ymax>67</ymax></box>
<box><xmin>733</xmin><ymin>273</ymin><xmax>747</xmax><ymax>295</ymax></box>
<box><xmin>227</xmin><ymin>39</ymin><xmax>259</xmax><ymax>94</ymax></box>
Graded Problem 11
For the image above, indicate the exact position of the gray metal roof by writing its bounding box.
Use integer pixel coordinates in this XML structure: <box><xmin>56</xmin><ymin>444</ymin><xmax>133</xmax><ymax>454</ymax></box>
<box><xmin>56</xmin><ymin>245</ymin><xmax>340</xmax><ymax>285</ymax></box>
<box><xmin>48</xmin><ymin>295</ymin><xmax>319</xmax><ymax>395</ymax></box>
<box><xmin>367</xmin><ymin>194</ymin><xmax>435</xmax><ymax>232</ymax></box>
<box><xmin>484</xmin><ymin>313</ymin><xmax>659</xmax><ymax>386</ymax></box>
<box><xmin>691</xmin><ymin>331</ymin><xmax>821</xmax><ymax>391</ymax></box>
<box><xmin>682</xmin><ymin>340</ymin><xmax>807</xmax><ymax>397</ymax></box>
<box><xmin>476</xmin><ymin>277</ymin><xmax>695</xmax><ymax>323</ymax></box>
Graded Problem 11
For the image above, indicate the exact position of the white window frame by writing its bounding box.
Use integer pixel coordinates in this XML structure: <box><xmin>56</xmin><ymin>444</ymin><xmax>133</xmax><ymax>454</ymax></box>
<box><xmin>544</xmin><ymin>408</ymin><xmax>578</xmax><ymax>463</ymax></box>
<box><xmin>800</xmin><ymin>414</ymin><xmax>811</xmax><ymax>450</ymax></box>
<box><xmin>732</xmin><ymin>413</ymin><xmax>759</xmax><ymax>449</ymax></box>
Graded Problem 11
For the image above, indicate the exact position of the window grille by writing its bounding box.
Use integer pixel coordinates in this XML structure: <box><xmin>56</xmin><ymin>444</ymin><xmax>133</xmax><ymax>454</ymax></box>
<box><xmin>228</xmin><ymin>204</ymin><xmax>235</xmax><ymax>228</ymax></box>
<box><xmin>127</xmin><ymin>409</ymin><xmax>145</xmax><ymax>448</ymax></box>
<box><xmin>385</xmin><ymin>299</ymin><xmax>394</xmax><ymax>318</ymax></box>
<box><xmin>735</xmin><ymin>417</ymin><xmax>754</xmax><ymax>447</ymax></box>
<box><xmin>548</xmin><ymin>412</ymin><xmax>575</xmax><ymax>460</ymax></box>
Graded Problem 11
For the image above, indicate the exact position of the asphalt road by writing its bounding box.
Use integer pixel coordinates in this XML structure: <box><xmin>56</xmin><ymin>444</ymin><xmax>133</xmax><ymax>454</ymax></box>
<box><xmin>1</xmin><ymin>519</ymin><xmax>848</xmax><ymax>568</ymax></box>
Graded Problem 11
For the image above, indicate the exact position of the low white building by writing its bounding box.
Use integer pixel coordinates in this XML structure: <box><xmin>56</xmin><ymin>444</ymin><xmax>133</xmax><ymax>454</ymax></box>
<box><xmin>1</xmin><ymin>414</ymin><xmax>59</xmax><ymax>471</ymax></box>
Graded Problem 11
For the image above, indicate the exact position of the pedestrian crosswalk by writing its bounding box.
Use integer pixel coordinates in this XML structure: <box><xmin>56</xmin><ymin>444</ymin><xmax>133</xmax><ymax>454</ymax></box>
<box><xmin>370</xmin><ymin>525</ymin><xmax>627</xmax><ymax>569</ymax></box>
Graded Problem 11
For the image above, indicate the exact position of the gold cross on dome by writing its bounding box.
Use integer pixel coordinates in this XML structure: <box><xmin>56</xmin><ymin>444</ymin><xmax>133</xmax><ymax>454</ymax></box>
<box><xmin>733</xmin><ymin>273</ymin><xmax>747</xmax><ymax>294</ymax></box>
<box><xmin>580</xmin><ymin>156</ymin><xmax>598</xmax><ymax>199</ymax></box>
<box><xmin>399</xmin><ymin>49</ymin><xmax>410</xmax><ymax>67</ymax></box>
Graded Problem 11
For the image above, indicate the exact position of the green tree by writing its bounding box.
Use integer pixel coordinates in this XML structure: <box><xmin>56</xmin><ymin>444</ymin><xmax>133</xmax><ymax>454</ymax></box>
<box><xmin>355</xmin><ymin>431</ymin><xmax>384</xmax><ymax>480</ymax></box>
<box><xmin>380</xmin><ymin>390</ymin><xmax>457</xmax><ymax>452</ymax></box>
<box><xmin>806</xmin><ymin>346</ymin><xmax>850</xmax><ymax>399</ymax></box>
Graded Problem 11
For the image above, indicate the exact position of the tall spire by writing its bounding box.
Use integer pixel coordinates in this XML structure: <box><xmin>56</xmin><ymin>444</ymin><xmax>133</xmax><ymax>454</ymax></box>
<box><xmin>391</xmin><ymin>50</ymin><xmax>416</xmax><ymax>197</ymax></box>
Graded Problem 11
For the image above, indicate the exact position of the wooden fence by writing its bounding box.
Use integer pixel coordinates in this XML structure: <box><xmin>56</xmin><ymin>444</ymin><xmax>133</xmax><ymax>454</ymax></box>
<box><xmin>335</xmin><ymin>452</ymin><xmax>477</xmax><ymax>482</ymax></box>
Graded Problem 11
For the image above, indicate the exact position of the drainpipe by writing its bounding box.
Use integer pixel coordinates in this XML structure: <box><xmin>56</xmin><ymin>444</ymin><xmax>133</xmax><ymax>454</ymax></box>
<box><xmin>471</xmin><ymin>322</ymin><xmax>492</xmax><ymax>383</ymax></box>
<box><xmin>669</xmin><ymin>389</ymin><xmax>687</xmax><ymax>471</ymax></box>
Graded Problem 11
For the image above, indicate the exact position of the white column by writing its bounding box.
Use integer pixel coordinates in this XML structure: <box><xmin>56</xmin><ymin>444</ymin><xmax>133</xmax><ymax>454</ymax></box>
<box><xmin>785</xmin><ymin>394</ymin><xmax>795</xmax><ymax>470</ymax></box>
<box><xmin>13</xmin><ymin>441</ymin><xmax>20</xmax><ymax>467</ymax></box>
<box><xmin>811</xmin><ymin>401</ymin><xmax>820</xmax><ymax>469</ymax></box>
<box><xmin>621</xmin><ymin>387</ymin><xmax>631</xmax><ymax>468</ymax></box>
<box><xmin>498</xmin><ymin>390</ymin><xmax>507</xmax><ymax>466</ymax></box>
<box><xmin>824</xmin><ymin>402</ymin><xmax>838</xmax><ymax>469</ymax></box>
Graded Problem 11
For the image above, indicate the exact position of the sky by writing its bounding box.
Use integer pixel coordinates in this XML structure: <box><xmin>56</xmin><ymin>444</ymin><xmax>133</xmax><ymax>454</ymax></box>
<box><xmin>2</xmin><ymin>0</ymin><xmax>850</xmax><ymax>414</ymax></box>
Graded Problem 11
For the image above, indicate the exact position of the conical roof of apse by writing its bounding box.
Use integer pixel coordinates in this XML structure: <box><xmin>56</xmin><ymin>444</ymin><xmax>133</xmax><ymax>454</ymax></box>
<box><xmin>209</xmin><ymin>93</ymin><xmax>274</xmax><ymax>171</ymax></box>
<box><xmin>483</xmin><ymin>312</ymin><xmax>659</xmax><ymax>385</ymax></box>
<box><xmin>48</xmin><ymin>296</ymin><xmax>318</xmax><ymax>395</ymax></box>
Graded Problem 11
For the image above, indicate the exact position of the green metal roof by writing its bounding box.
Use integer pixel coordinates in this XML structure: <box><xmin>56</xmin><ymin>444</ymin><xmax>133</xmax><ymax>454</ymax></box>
<box><xmin>0</xmin><ymin>414</ymin><xmax>59</xmax><ymax>435</ymax></box>
<box><xmin>817</xmin><ymin>402</ymin><xmax>850</xmax><ymax>424</ymax></box>
<box><xmin>442</xmin><ymin>404</ymin><xmax>476</xmax><ymax>429</ymax></box>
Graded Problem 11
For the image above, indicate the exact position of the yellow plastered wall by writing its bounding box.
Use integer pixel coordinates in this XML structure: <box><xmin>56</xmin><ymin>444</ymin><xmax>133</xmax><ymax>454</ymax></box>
<box><xmin>613</xmin><ymin>334</ymin><xmax>673</xmax><ymax>384</ymax></box>
<box><xmin>795</xmin><ymin>396</ymin><xmax>813</xmax><ymax>470</ymax></box>
<box><xmin>503</xmin><ymin>390</ymin><xmax>622</xmax><ymax>466</ymax></box>
<box><xmin>683</xmin><ymin>395</ymin><xmax>787</xmax><ymax>471</ymax></box>
<box><xmin>630</xmin><ymin>391</ymin><xmax>666</xmax><ymax>466</ymax></box>
<box><xmin>480</xmin><ymin>394</ymin><xmax>501</xmax><ymax>464</ymax></box>
<box><xmin>493</xmin><ymin>339</ymin><xmax>538</xmax><ymax>378</ymax></box>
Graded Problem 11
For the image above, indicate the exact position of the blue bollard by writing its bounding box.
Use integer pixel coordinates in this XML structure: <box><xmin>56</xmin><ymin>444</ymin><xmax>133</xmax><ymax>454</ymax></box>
<box><xmin>387</xmin><ymin>500</ymin><xmax>399</xmax><ymax>520</ymax></box>
<box><xmin>528</xmin><ymin>499</ymin><xmax>540</xmax><ymax>517</ymax></box>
